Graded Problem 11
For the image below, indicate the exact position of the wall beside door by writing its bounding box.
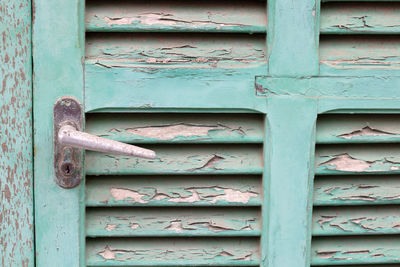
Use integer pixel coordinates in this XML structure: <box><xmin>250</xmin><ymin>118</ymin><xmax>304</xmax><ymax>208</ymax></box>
<box><xmin>0</xmin><ymin>0</ymin><xmax>34</xmax><ymax>266</ymax></box>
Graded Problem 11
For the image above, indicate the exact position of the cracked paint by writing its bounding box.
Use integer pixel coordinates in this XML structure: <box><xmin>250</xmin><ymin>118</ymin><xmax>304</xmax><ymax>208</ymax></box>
<box><xmin>338</xmin><ymin>126</ymin><xmax>397</xmax><ymax>139</ymax></box>
<box><xmin>319</xmin><ymin>154</ymin><xmax>371</xmax><ymax>172</ymax></box>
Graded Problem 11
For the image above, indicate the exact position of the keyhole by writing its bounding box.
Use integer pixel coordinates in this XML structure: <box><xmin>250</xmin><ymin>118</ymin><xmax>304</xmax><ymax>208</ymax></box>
<box><xmin>60</xmin><ymin>162</ymin><xmax>75</xmax><ymax>176</ymax></box>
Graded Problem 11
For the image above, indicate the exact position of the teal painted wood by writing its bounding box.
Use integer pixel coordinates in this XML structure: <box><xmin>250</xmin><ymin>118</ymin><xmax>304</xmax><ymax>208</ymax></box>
<box><xmin>85</xmin><ymin>0</ymin><xmax>267</xmax><ymax>33</ymax></box>
<box><xmin>85</xmin><ymin>62</ymin><xmax>268</xmax><ymax>113</ymax></box>
<box><xmin>312</xmin><ymin>206</ymin><xmax>400</xmax><ymax>236</ymax></box>
<box><xmin>85</xmin><ymin>145</ymin><xmax>263</xmax><ymax>175</ymax></box>
<box><xmin>314</xmin><ymin>175</ymin><xmax>400</xmax><ymax>206</ymax></box>
<box><xmin>316</xmin><ymin>114</ymin><xmax>400</xmax><ymax>144</ymax></box>
<box><xmin>33</xmin><ymin>0</ymin><xmax>85</xmax><ymax>266</ymax></box>
<box><xmin>267</xmin><ymin>0</ymin><xmax>320</xmax><ymax>76</ymax></box>
<box><xmin>86</xmin><ymin>238</ymin><xmax>260</xmax><ymax>266</ymax></box>
<box><xmin>264</xmin><ymin>98</ymin><xmax>317</xmax><ymax>267</ymax></box>
<box><xmin>86</xmin><ymin>113</ymin><xmax>264</xmax><ymax>144</ymax></box>
<box><xmin>311</xmin><ymin>236</ymin><xmax>400</xmax><ymax>265</ymax></box>
<box><xmin>0</xmin><ymin>0</ymin><xmax>34</xmax><ymax>266</ymax></box>
<box><xmin>86</xmin><ymin>207</ymin><xmax>261</xmax><ymax>237</ymax></box>
<box><xmin>86</xmin><ymin>175</ymin><xmax>262</xmax><ymax>207</ymax></box>
<box><xmin>320</xmin><ymin>2</ymin><xmax>400</xmax><ymax>34</ymax></box>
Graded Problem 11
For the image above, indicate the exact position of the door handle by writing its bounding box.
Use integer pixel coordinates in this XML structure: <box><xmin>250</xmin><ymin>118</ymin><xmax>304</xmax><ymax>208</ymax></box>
<box><xmin>53</xmin><ymin>96</ymin><xmax>156</xmax><ymax>188</ymax></box>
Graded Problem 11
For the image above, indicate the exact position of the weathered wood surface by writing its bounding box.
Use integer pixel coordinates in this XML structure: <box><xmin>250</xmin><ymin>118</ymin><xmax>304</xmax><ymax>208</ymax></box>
<box><xmin>315</xmin><ymin>145</ymin><xmax>400</xmax><ymax>175</ymax></box>
<box><xmin>314</xmin><ymin>176</ymin><xmax>400</xmax><ymax>206</ymax></box>
<box><xmin>86</xmin><ymin>238</ymin><xmax>260</xmax><ymax>266</ymax></box>
<box><xmin>86</xmin><ymin>113</ymin><xmax>264</xmax><ymax>143</ymax></box>
<box><xmin>321</xmin><ymin>2</ymin><xmax>400</xmax><ymax>34</ymax></box>
<box><xmin>86</xmin><ymin>175</ymin><xmax>262</xmax><ymax>207</ymax></box>
<box><xmin>85</xmin><ymin>33</ymin><xmax>267</xmax><ymax>112</ymax></box>
<box><xmin>86</xmin><ymin>33</ymin><xmax>267</xmax><ymax>68</ymax></box>
<box><xmin>85</xmin><ymin>145</ymin><xmax>263</xmax><ymax>175</ymax></box>
<box><xmin>86</xmin><ymin>0</ymin><xmax>267</xmax><ymax>33</ymax></box>
<box><xmin>86</xmin><ymin>207</ymin><xmax>261</xmax><ymax>237</ymax></box>
<box><xmin>311</xmin><ymin>236</ymin><xmax>400</xmax><ymax>265</ymax></box>
<box><xmin>320</xmin><ymin>36</ymin><xmax>400</xmax><ymax>76</ymax></box>
<box><xmin>33</xmin><ymin>0</ymin><xmax>85</xmax><ymax>266</ymax></box>
<box><xmin>316</xmin><ymin>114</ymin><xmax>400</xmax><ymax>144</ymax></box>
<box><xmin>0</xmin><ymin>0</ymin><xmax>34</xmax><ymax>266</ymax></box>
<box><xmin>312</xmin><ymin>206</ymin><xmax>400</xmax><ymax>235</ymax></box>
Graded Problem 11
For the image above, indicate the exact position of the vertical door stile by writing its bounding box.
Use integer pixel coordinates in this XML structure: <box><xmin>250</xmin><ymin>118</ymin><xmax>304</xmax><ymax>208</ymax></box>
<box><xmin>33</xmin><ymin>0</ymin><xmax>85</xmax><ymax>266</ymax></box>
<box><xmin>264</xmin><ymin>0</ymin><xmax>321</xmax><ymax>266</ymax></box>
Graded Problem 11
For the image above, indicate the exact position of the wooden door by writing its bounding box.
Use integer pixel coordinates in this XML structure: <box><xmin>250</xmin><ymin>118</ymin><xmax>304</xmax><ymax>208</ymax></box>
<box><xmin>33</xmin><ymin>0</ymin><xmax>400</xmax><ymax>266</ymax></box>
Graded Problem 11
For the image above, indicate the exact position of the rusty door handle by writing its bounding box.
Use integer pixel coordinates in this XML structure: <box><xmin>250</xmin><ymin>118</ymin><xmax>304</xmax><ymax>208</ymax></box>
<box><xmin>53</xmin><ymin>96</ymin><xmax>156</xmax><ymax>189</ymax></box>
<box><xmin>58</xmin><ymin>125</ymin><xmax>156</xmax><ymax>159</ymax></box>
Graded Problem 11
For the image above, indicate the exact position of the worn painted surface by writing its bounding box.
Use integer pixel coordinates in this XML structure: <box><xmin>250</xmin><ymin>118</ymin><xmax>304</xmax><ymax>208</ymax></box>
<box><xmin>86</xmin><ymin>208</ymin><xmax>261</xmax><ymax>237</ymax></box>
<box><xmin>314</xmin><ymin>176</ymin><xmax>400</xmax><ymax>206</ymax></box>
<box><xmin>33</xmin><ymin>0</ymin><xmax>85</xmax><ymax>266</ymax></box>
<box><xmin>320</xmin><ymin>36</ymin><xmax>400</xmax><ymax>76</ymax></box>
<box><xmin>86</xmin><ymin>176</ymin><xmax>262</xmax><ymax>207</ymax></box>
<box><xmin>86</xmin><ymin>238</ymin><xmax>260</xmax><ymax>266</ymax></box>
<box><xmin>86</xmin><ymin>113</ymin><xmax>264</xmax><ymax>143</ymax></box>
<box><xmin>316</xmin><ymin>145</ymin><xmax>400</xmax><ymax>174</ymax></box>
<box><xmin>317</xmin><ymin>114</ymin><xmax>400</xmax><ymax>143</ymax></box>
<box><xmin>85</xmin><ymin>145</ymin><xmax>263</xmax><ymax>175</ymax></box>
<box><xmin>311</xmin><ymin>236</ymin><xmax>400</xmax><ymax>265</ymax></box>
<box><xmin>312</xmin><ymin>206</ymin><xmax>400</xmax><ymax>235</ymax></box>
<box><xmin>0</xmin><ymin>0</ymin><xmax>33</xmax><ymax>266</ymax></box>
<box><xmin>321</xmin><ymin>2</ymin><xmax>400</xmax><ymax>34</ymax></box>
<box><xmin>86</xmin><ymin>0</ymin><xmax>267</xmax><ymax>33</ymax></box>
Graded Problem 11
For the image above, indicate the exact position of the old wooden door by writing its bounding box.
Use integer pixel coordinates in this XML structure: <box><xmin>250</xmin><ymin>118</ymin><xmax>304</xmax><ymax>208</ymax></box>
<box><xmin>33</xmin><ymin>0</ymin><xmax>400</xmax><ymax>266</ymax></box>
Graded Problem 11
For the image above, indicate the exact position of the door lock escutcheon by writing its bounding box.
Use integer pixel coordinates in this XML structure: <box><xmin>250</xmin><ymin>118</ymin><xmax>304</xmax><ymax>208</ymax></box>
<box><xmin>54</xmin><ymin>97</ymin><xmax>156</xmax><ymax>188</ymax></box>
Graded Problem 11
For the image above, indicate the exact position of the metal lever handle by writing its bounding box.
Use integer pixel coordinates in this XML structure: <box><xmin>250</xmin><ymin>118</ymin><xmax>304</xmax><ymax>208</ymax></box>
<box><xmin>58</xmin><ymin>125</ymin><xmax>156</xmax><ymax>159</ymax></box>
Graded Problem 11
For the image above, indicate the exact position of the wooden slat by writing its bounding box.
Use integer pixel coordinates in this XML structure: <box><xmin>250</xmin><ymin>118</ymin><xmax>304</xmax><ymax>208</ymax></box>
<box><xmin>312</xmin><ymin>206</ymin><xmax>400</xmax><ymax>236</ymax></box>
<box><xmin>321</xmin><ymin>2</ymin><xmax>400</xmax><ymax>34</ymax></box>
<box><xmin>314</xmin><ymin>175</ymin><xmax>400</xmax><ymax>206</ymax></box>
<box><xmin>320</xmin><ymin>35</ymin><xmax>400</xmax><ymax>76</ymax></box>
<box><xmin>86</xmin><ymin>238</ymin><xmax>260</xmax><ymax>266</ymax></box>
<box><xmin>85</xmin><ymin>0</ymin><xmax>267</xmax><ymax>33</ymax></box>
<box><xmin>311</xmin><ymin>236</ymin><xmax>400</xmax><ymax>265</ymax></box>
<box><xmin>85</xmin><ymin>145</ymin><xmax>263</xmax><ymax>175</ymax></box>
<box><xmin>85</xmin><ymin>33</ymin><xmax>267</xmax><ymax>68</ymax></box>
<box><xmin>86</xmin><ymin>113</ymin><xmax>264</xmax><ymax>144</ymax></box>
<box><xmin>316</xmin><ymin>114</ymin><xmax>400</xmax><ymax>144</ymax></box>
<box><xmin>86</xmin><ymin>175</ymin><xmax>262</xmax><ymax>207</ymax></box>
<box><xmin>86</xmin><ymin>207</ymin><xmax>261</xmax><ymax>237</ymax></box>
<box><xmin>315</xmin><ymin>145</ymin><xmax>400</xmax><ymax>175</ymax></box>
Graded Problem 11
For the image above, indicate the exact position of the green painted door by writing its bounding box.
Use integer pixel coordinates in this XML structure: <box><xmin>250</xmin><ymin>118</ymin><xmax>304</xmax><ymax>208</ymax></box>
<box><xmin>33</xmin><ymin>0</ymin><xmax>400</xmax><ymax>266</ymax></box>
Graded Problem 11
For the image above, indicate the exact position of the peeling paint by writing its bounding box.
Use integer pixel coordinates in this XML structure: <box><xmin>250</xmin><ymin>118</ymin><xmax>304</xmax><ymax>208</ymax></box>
<box><xmin>110</xmin><ymin>188</ymin><xmax>147</xmax><ymax>203</ymax></box>
<box><xmin>338</xmin><ymin>126</ymin><xmax>397</xmax><ymax>139</ymax></box>
<box><xmin>319</xmin><ymin>153</ymin><xmax>371</xmax><ymax>172</ymax></box>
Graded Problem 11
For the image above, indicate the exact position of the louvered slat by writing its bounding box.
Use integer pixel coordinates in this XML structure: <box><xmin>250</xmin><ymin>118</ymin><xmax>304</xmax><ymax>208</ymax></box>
<box><xmin>85</xmin><ymin>0</ymin><xmax>267</xmax><ymax>33</ymax></box>
<box><xmin>86</xmin><ymin>175</ymin><xmax>262</xmax><ymax>207</ymax></box>
<box><xmin>86</xmin><ymin>207</ymin><xmax>261</xmax><ymax>237</ymax></box>
<box><xmin>312</xmin><ymin>114</ymin><xmax>400</xmax><ymax>266</ymax></box>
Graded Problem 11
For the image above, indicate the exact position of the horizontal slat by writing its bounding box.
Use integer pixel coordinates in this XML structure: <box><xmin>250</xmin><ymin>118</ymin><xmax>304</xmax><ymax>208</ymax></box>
<box><xmin>86</xmin><ymin>238</ymin><xmax>260</xmax><ymax>266</ymax></box>
<box><xmin>323</xmin><ymin>0</ymin><xmax>400</xmax><ymax>2</ymax></box>
<box><xmin>311</xmin><ymin>236</ymin><xmax>400</xmax><ymax>265</ymax></box>
<box><xmin>312</xmin><ymin>206</ymin><xmax>400</xmax><ymax>236</ymax></box>
<box><xmin>85</xmin><ymin>0</ymin><xmax>267</xmax><ymax>33</ymax></box>
<box><xmin>86</xmin><ymin>207</ymin><xmax>261</xmax><ymax>237</ymax></box>
<box><xmin>321</xmin><ymin>2</ymin><xmax>400</xmax><ymax>34</ymax></box>
<box><xmin>86</xmin><ymin>175</ymin><xmax>261</xmax><ymax>207</ymax></box>
<box><xmin>85</xmin><ymin>145</ymin><xmax>263</xmax><ymax>175</ymax></box>
<box><xmin>320</xmin><ymin>35</ymin><xmax>400</xmax><ymax>76</ymax></box>
<box><xmin>315</xmin><ymin>145</ymin><xmax>400</xmax><ymax>175</ymax></box>
<box><xmin>86</xmin><ymin>113</ymin><xmax>264</xmax><ymax>144</ymax></box>
<box><xmin>314</xmin><ymin>175</ymin><xmax>400</xmax><ymax>206</ymax></box>
<box><xmin>85</xmin><ymin>33</ymin><xmax>266</xmax><ymax>68</ymax></box>
<box><xmin>316</xmin><ymin>114</ymin><xmax>400</xmax><ymax>144</ymax></box>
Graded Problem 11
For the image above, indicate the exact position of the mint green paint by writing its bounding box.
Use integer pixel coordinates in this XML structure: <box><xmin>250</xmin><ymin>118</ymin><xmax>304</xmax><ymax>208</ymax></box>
<box><xmin>263</xmin><ymin>98</ymin><xmax>317</xmax><ymax>267</ymax></box>
<box><xmin>33</xmin><ymin>0</ymin><xmax>85</xmax><ymax>266</ymax></box>
<box><xmin>0</xmin><ymin>0</ymin><xmax>34</xmax><ymax>266</ymax></box>
<box><xmin>267</xmin><ymin>0</ymin><xmax>320</xmax><ymax>76</ymax></box>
